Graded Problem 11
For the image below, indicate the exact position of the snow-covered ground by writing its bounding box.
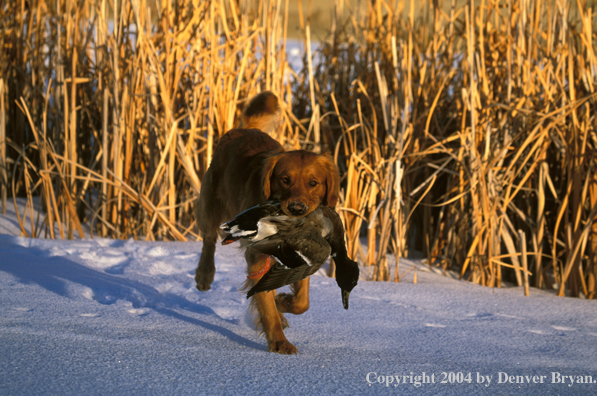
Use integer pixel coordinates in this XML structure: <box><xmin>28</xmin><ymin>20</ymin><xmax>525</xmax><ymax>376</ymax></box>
<box><xmin>1</xmin><ymin>200</ymin><xmax>596</xmax><ymax>395</ymax></box>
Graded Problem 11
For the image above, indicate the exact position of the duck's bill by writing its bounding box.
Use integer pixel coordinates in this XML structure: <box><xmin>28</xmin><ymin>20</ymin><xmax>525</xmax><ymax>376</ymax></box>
<box><xmin>342</xmin><ymin>289</ymin><xmax>350</xmax><ymax>310</ymax></box>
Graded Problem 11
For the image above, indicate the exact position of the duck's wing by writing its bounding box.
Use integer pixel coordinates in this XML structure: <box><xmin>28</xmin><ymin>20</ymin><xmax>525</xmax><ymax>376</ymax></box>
<box><xmin>247</xmin><ymin>230</ymin><xmax>332</xmax><ymax>297</ymax></box>
<box><xmin>249</xmin><ymin>226</ymin><xmax>331</xmax><ymax>268</ymax></box>
<box><xmin>246</xmin><ymin>260</ymin><xmax>324</xmax><ymax>298</ymax></box>
<box><xmin>249</xmin><ymin>241</ymin><xmax>313</xmax><ymax>269</ymax></box>
<box><xmin>219</xmin><ymin>200</ymin><xmax>283</xmax><ymax>241</ymax></box>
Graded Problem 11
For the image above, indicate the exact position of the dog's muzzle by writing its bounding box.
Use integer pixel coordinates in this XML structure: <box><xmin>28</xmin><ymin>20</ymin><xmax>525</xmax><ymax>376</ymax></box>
<box><xmin>287</xmin><ymin>201</ymin><xmax>307</xmax><ymax>216</ymax></box>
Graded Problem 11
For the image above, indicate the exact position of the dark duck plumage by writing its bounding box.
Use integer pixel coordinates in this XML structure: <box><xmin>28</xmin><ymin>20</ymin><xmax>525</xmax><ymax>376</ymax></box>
<box><xmin>220</xmin><ymin>201</ymin><xmax>359</xmax><ymax>309</ymax></box>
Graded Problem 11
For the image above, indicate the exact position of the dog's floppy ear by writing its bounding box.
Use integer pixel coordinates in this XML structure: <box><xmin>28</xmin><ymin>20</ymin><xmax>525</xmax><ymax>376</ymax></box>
<box><xmin>320</xmin><ymin>155</ymin><xmax>340</xmax><ymax>207</ymax></box>
<box><xmin>262</xmin><ymin>154</ymin><xmax>281</xmax><ymax>199</ymax></box>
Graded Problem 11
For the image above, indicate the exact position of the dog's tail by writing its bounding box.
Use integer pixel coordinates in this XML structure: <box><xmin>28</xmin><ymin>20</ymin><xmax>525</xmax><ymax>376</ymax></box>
<box><xmin>240</xmin><ymin>91</ymin><xmax>281</xmax><ymax>135</ymax></box>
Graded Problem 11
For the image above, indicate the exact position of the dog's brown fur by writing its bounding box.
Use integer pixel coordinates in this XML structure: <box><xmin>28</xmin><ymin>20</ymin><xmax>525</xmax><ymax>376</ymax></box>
<box><xmin>194</xmin><ymin>92</ymin><xmax>340</xmax><ymax>354</ymax></box>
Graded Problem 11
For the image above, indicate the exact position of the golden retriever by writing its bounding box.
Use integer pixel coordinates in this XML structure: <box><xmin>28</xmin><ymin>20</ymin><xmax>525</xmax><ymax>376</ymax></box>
<box><xmin>194</xmin><ymin>92</ymin><xmax>340</xmax><ymax>354</ymax></box>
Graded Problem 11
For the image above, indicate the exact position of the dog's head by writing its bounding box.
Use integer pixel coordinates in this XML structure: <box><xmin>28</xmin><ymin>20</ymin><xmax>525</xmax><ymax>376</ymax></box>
<box><xmin>262</xmin><ymin>151</ymin><xmax>340</xmax><ymax>217</ymax></box>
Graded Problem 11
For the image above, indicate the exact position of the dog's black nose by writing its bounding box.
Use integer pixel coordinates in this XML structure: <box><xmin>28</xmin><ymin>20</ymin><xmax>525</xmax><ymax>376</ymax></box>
<box><xmin>287</xmin><ymin>202</ymin><xmax>306</xmax><ymax>216</ymax></box>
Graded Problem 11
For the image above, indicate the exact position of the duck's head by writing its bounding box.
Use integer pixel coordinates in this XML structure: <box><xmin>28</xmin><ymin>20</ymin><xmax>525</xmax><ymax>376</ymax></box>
<box><xmin>335</xmin><ymin>256</ymin><xmax>359</xmax><ymax>309</ymax></box>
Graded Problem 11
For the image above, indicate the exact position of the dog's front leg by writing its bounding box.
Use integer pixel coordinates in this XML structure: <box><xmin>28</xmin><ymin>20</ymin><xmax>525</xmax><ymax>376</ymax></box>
<box><xmin>253</xmin><ymin>290</ymin><xmax>297</xmax><ymax>354</ymax></box>
<box><xmin>195</xmin><ymin>233</ymin><xmax>216</xmax><ymax>291</ymax></box>
<box><xmin>246</xmin><ymin>249</ymin><xmax>297</xmax><ymax>354</ymax></box>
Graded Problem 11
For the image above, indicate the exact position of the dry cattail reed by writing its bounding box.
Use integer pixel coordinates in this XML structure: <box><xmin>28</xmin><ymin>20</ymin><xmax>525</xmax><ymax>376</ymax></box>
<box><xmin>1</xmin><ymin>0</ymin><xmax>596</xmax><ymax>299</ymax></box>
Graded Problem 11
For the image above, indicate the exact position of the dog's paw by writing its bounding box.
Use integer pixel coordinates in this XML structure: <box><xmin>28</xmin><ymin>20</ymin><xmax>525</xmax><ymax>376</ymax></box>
<box><xmin>268</xmin><ymin>340</ymin><xmax>298</xmax><ymax>355</ymax></box>
<box><xmin>195</xmin><ymin>265</ymin><xmax>215</xmax><ymax>292</ymax></box>
<box><xmin>275</xmin><ymin>293</ymin><xmax>293</xmax><ymax>312</ymax></box>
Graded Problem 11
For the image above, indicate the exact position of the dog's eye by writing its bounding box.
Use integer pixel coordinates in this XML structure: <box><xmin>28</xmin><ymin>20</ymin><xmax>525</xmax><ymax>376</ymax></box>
<box><xmin>309</xmin><ymin>180</ymin><xmax>318</xmax><ymax>187</ymax></box>
<box><xmin>281</xmin><ymin>176</ymin><xmax>290</xmax><ymax>185</ymax></box>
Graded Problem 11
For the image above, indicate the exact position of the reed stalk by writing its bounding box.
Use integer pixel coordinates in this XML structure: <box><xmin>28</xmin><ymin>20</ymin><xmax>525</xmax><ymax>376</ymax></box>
<box><xmin>1</xmin><ymin>0</ymin><xmax>595</xmax><ymax>299</ymax></box>
<box><xmin>0</xmin><ymin>79</ymin><xmax>6</xmax><ymax>215</ymax></box>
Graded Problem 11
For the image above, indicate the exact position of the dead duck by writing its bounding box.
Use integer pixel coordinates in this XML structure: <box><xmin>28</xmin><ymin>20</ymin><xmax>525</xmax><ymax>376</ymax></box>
<box><xmin>220</xmin><ymin>201</ymin><xmax>359</xmax><ymax>309</ymax></box>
